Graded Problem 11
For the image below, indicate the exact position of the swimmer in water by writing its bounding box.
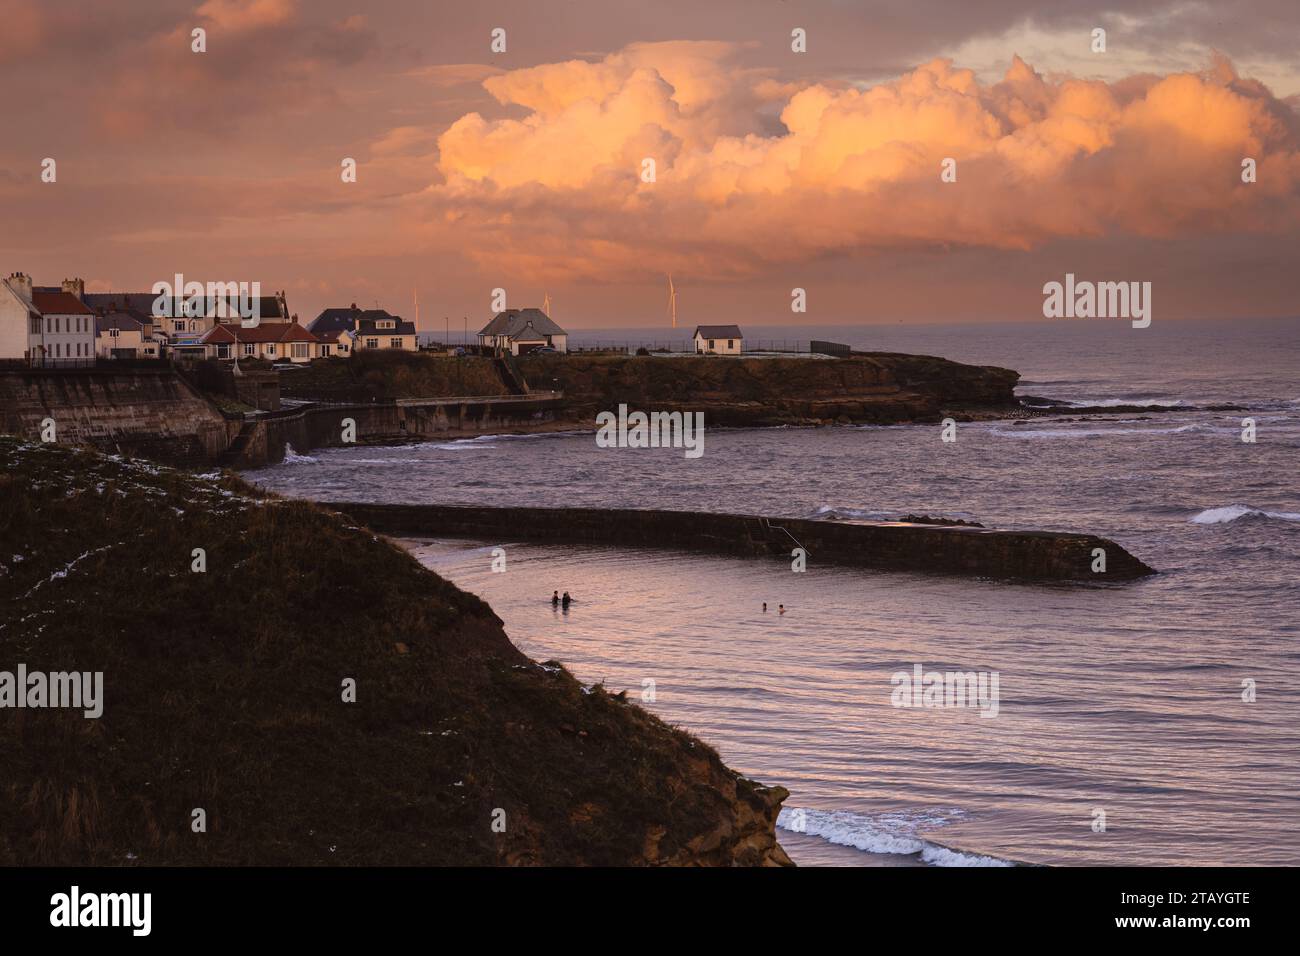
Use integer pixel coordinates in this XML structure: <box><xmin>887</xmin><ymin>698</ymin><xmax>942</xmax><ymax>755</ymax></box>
<box><xmin>561</xmin><ymin>591</ymin><xmax>572</xmax><ymax>610</ymax></box>
<box><xmin>551</xmin><ymin>591</ymin><xmax>560</xmax><ymax>607</ymax></box>
<box><xmin>778</xmin><ymin>604</ymin><xmax>786</xmax><ymax>615</ymax></box>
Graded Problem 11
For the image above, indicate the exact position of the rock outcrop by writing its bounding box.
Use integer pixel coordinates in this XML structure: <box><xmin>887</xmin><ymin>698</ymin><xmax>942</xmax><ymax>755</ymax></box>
<box><xmin>520</xmin><ymin>352</ymin><xmax>1020</xmax><ymax>425</ymax></box>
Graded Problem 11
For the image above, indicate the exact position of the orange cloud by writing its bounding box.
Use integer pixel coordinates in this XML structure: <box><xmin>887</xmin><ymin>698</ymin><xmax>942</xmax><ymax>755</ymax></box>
<box><xmin>431</xmin><ymin>43</ymin><xmax>1300</xmax><ymax>280</ymax></box>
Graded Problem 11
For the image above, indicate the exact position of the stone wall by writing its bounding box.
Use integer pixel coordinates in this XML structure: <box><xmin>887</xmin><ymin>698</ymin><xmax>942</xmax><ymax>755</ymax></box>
<box><xmin>228</xmin><ymin>395</ymin><xmax>566</xmax><ymax>468</ymax></box>
<box><xmin>0</xmin><ymin>367</ymin><xmax>230</xmax><ymax>466</ymax></box>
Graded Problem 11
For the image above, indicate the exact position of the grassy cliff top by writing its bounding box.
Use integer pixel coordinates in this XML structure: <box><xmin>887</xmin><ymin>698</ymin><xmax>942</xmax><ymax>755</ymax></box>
<box><xmin>0</xmin><ymin>437</ymin><xmax>790</xmax><ymax>866</ymax></box>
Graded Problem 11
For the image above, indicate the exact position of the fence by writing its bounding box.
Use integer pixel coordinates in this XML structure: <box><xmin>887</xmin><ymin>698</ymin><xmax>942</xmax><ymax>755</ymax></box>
<box><xmin>564</xmin><ymin>339</ymin><xmax>853</xmax><ymax>355</ymax></box>
<box><xmin>0</xmin><ymin>357</ymin><xmax>178</xmax><ymax>371</ymax></box>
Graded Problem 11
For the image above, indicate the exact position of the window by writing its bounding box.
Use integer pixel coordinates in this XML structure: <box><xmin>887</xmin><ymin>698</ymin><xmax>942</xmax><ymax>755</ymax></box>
<box><xmin>708</xmin><ymin>339</ymin><xmax>715</xmax><ymax>349</ymax></box>
<box><xmin>378</xmin><ymin>320</ymin><xmax>394</xmax><ymax>329</ymax></box>
<box><xmin>30</xmin><ymin>315</ymin><xmax>41</xmax><ymax>334</ymax></box>
<box><xmin>217</xmin><ymin>343</ymin><xmax>231</xmax><ymax>359</ymax></box>
<box><xmin>243</xmin><ymin>343</ymin><xmax>255</xmax><ymax>356</ymax></box>
<box><xmin>174</xmin><ymin>320</ymin><xmax>185</xmax><ymax>333</ymax></box>
<box><xmin>110</xmin><ymin>328</ymin><xmax>120</xmax><ymax>338</ymax></box>
<box><xmin>390</xmin><ymin>337</ymin><xmax>402</xmax><ymax>349</ymax></box>
<box><xmin>727</xmin><ymin>339</ymin><xmax>734</xmax><ymax>348</ymax></box>
<box><xmin>266</xmin><ymin>344</ymin><xmax>276</xmax><ymax>356</ymax></box>
<box><xmin>292</xmin><ymin>343</ymin><xmax>308</xmax><ymax>358</ymax></box>
<box><xmin>320</xmin><ymin>344</ymin><xmax>331</xmax><ymax>357</ymax></box>
<box><xmin>365</xmin><ymin>338</ymin><xmax>379</xmax><ymax>349</ymax></box>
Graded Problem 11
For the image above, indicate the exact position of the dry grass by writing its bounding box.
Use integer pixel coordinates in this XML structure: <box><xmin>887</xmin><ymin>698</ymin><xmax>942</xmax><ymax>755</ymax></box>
<box><xmin>0</xmin><ymin>438</ymin><xmax>778</xmax><ymax>865</ymax></box>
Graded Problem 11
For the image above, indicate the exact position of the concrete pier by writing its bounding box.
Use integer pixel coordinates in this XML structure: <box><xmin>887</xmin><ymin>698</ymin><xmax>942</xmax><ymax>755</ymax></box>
<box><xmin>323</xmin><ymin>502</ymin><xmax>1156</xmax><ymax>582</ymax></box>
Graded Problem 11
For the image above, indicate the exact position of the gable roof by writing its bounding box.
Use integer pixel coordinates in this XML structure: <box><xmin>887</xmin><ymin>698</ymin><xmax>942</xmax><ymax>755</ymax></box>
<box><xmin>95</xmin><ymin>309</ymin><xmax>147</xmax><ymax>333</ymax></box>
<box><xmin>310</xmin><ymin>306</ymin><xmax>414</xmax><ymax>336</ymax></box>
<box><xmin>309</xmin><ymin>307</ymin><xmax>362</xmax><ymax>335</ymax></box>
<box><xmin>83</xmin><ymin>291</ymin><xmax>286</xmax><ymax>321</ymax></box>
<box><xmin>200</xmin><ymin>322</ymin><xmax>318</xmax><ymax>345</ymax></box>
<box><xmin>478</xmin><ymin>308</ymin><xmax>565</xmax><ymax>338</ymax></box>
<box><xmin>31</xmin><ymin>290</ymin><xmax>93</xmax><ymax>315</ymax></box>
<box><xmin>356</xmin><ymin>313</ymin><xmax>416</xmax><ymax>335</ymax></box>
<box><xmin>693</xmin><ymin>325</ymin><xmax>743</xmax><ymax>339</ymax></box>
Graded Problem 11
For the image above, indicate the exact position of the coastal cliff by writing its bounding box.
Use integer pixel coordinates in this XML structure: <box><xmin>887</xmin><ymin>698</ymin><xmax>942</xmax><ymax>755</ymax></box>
<box><xmin>280</xmin><ymin>350</ymin><xmax>1021</xmax><ymax>425</ymax></box>
<box><xmin>0</xmin><ymin>351</ymin><xmax>1020</xmax><ymax>469</ymax></box>
<box><xmin>520</xmin><ymin>352</ymin><xmax>1021</xmax><ymax>425</ymax></box>
<box><xmin>0</xmin><ymin>438</ymin><xmax>792</xmax><ymax>866</ymax></box>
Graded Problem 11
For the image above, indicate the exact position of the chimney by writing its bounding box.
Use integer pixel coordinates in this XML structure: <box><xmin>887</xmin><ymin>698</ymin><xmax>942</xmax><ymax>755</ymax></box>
<box><xmin>6</xmin><ymin>272</ymin><xmax>33</xmax><ymax>302</ymax></box>
<box><xmin>61</xmin><ymin>277</ymin><xmax>85</xmax><ymax>300</ymax></box>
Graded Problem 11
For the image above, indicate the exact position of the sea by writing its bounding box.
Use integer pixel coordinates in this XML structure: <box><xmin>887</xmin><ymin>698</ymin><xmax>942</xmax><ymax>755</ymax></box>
<box><xmin>245</xmin><ymin>317</ymin><xmax>1300</xmax><ymax>866</ymax></box>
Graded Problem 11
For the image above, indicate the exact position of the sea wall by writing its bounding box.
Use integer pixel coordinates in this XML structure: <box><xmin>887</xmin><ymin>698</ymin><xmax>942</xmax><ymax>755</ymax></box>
<box><xmin>229</xmin><ymin>394</ymin><xmax>566</xmax><ymax>468</ymax></box>
<box><xmin>0</xmin><ymin>367</ymin><xmax>230</xmax><ymax>466</ymax></box>
<box><xmin>324</xmin><ymin>502</ymin><xmax>1156</xmax><ymax>581</ymax></box>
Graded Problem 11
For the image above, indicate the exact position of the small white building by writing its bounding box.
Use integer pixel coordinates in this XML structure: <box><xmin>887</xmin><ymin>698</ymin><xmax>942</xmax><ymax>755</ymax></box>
<box><xmin>693</xmin><ymin>324</ymin><xmax>743</xmax><ymax>355</ymax></box>
<box><xmin>477</xmin><ymin>308</ymin><xmax>568</xmax><ymax>355</ymax></box>
<box><xmin>95</xmin><ymin>309</ymin><xmax>151</xmax><ymax>359</ymax></box>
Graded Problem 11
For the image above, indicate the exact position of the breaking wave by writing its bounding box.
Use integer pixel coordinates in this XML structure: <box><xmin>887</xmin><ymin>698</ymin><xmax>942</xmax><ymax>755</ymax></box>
<box><xmin>776</xmin><ymin>807</ymin><xmax>1014</xmax><ymax>867</ymax></box>
<box><xmin>281</xmin><ymin>444</ymin><xmax>318</xmax><ymax>464</ymax></box>
<box><xmin>1190</xmin><ymin>505</ymin><xmax>1300</xmax><ymax>524</ymax></box>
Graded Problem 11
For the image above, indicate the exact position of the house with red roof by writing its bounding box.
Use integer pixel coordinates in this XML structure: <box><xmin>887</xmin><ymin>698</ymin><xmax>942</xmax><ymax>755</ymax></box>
<box><xmin>200</xmin><ymin>320</ymin><xmax>321</xmax><ymax>363</ymax></box>
<box><xmin>1</xmin><ymin>273</ymin><xmax>96</xmax><ymax>363</ymax></box>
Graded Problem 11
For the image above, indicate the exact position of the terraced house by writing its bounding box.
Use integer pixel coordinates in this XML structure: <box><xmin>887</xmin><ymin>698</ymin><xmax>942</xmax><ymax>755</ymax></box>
<box><xmin>0</xmin><ymin>274</ymin><xmax>96</xmax><ymax>364</ymax></box>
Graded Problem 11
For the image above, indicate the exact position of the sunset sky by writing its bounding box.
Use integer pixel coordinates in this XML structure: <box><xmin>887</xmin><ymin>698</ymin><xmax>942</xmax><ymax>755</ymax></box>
<box><xmin>2</xmin><ymin>0</ymin><xmax>1298</xmax><ymax>329</ymax></box>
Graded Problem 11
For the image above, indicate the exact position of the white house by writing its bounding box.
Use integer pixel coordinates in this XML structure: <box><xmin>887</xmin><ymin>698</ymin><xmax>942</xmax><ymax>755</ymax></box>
<box><xmin>477</xmin><ymin>308</ymin><xmax>568</xmax><ymax>355</ymax></box>
<box><xmin>95</xmin><ymin>309</ymin><xmax>152</xmax><ymax>359</ymax></box>
<box><xmin>200</xmin><ymin>320</ymin><xmax>322</xmax><ymax>363</ymax></box>
<box><xmin>308</xmin><ymin>305</ymin><xmax>417</xmax><ymax>353</ymax></box>
<box><xmin>0</xmin><ymin>274</ymin><xmax>32</xmax><ymax>359</ymax></box>
<box><xmin>0</xmin><ymin>274</ymin><xmax>96</xmax><ymax>363</ymax></box>
<box><xmin>693</xmin><ymin>324</ymin><xmax>743</xmax><ymax>355</ymax></box>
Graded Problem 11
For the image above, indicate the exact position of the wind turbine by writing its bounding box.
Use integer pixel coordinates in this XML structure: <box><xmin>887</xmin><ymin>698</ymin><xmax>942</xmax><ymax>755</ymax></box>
<box><xmin>667</xmin><ymin>274</ymin><xmax>677</xmax><ymax>329</ymax></box>
<box><xmin>542</xmin><ymin>291</ymin><xmax>552</xmax><ymax>317</ymax></box>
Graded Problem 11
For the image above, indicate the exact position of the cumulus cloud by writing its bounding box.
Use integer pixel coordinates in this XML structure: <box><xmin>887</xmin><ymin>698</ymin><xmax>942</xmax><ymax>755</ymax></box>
<box><xmin>431</xmin><ymin>42</ymin><xmax>1300</xmax><ymax>280</ymax></box>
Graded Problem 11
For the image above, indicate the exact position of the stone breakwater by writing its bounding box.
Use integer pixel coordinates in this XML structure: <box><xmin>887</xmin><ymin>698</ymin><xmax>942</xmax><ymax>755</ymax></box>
<box><xmin>323</xmin><ymin>503</ymin><xmax>1156</xmax><ymax>582</ymax></box>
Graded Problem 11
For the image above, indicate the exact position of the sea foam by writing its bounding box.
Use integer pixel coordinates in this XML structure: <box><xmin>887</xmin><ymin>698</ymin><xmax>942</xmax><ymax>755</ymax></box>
<box><xmin>1190</xmin><ymin>505</ymin><xmax>1300</xmax><ymax>524</ymax></box>
<box><xmin>776</xmin><ymin>807</ymin><xmax>1014</xmax><ymax>867</ymax></box>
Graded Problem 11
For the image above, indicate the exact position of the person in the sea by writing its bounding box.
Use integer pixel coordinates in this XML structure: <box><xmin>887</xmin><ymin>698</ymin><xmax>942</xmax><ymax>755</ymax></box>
<box><xmin>561</xmin><ymin>591</ymin><xmax>573</xmax><ymax>610</ymax></box>
<box><xmin>762</xmin><ymin>602</ymin><xmax>768</xmax><ymax>612</ymax></box>
<box><xmin>778</xmin><ymin>604</ymin><xmax>786</xmax><ymax>615</ymax></box>
<box><xmin>551</xmin><ymin>591</ymin><xmax>560</xmax><ymax>608</ymax></box>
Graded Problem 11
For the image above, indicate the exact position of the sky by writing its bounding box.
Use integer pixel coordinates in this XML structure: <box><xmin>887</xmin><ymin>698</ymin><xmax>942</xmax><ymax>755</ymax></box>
<box><xmin>2</xmin><ymin>0</ymin><xmax>1298</xmax><ymax>331</ymax></box>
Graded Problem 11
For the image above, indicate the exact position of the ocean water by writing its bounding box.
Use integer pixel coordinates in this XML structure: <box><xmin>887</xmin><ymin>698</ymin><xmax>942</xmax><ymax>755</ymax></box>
<box><xmin>246</xmin><ymin>318</ymin><xmax>1300</xmax><ymax>866</ymax></box>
